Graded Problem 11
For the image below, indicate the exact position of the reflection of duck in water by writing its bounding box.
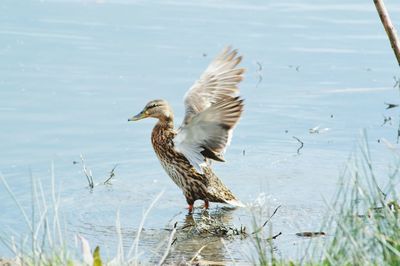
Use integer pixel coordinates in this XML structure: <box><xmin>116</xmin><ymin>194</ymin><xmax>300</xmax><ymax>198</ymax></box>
<box><xmin>129</xmin><ymin>47</ymin><xmax>245</xmax><ymax>213</ymax></box>
<box><xmin>182</xmin><ymin>207</ymin><xmax>237</xmax><ymax>236</ymax></box>
<box><xmin>174</xmin><ymin>208</ymin><xmax>237</xmax><ymax>263</ymax></box>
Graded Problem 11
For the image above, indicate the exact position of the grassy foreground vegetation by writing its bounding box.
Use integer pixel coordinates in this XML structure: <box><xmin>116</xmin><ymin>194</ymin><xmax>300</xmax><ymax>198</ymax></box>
<box><xmin>318</xmin><ymin>138</ymin><xmax>400</xmax><ymax>266</ymax></box>
<box><xmin>1</xmin><ymin>136</ymin><xmax>400</xmax><ymax>265</ymax></box>
<box><xmin>252</xmin><ymin>136</ymin><xmax>400</xmax><ymax>265</ymax></box>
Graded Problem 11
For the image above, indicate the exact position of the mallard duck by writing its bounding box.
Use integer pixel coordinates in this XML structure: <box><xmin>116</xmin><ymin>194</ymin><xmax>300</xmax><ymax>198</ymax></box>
<box><xmin>128</xmin><ymin>47</ymin><xmax>245</xmax><ymax>213</ymax></box>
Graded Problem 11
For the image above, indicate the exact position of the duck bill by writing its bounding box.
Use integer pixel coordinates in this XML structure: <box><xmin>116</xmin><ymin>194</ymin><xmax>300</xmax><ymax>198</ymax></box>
<box><xmin>128</xmin><ymin>110</ymin><xmax>147</xmax><ymax>121</ymax></box>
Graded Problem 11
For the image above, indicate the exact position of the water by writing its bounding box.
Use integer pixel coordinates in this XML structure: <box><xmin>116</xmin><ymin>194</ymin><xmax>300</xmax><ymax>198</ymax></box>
<box><xmin>1</xmin><ymin>0</ymin><xmax>400</xmax><ymax>263</ymax></box>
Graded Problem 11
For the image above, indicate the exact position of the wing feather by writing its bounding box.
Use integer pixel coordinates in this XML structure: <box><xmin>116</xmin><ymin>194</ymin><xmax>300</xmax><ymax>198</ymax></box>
<box><xmin>182</xmin><ymin>46</ymin><xmax>245</xmax><ymax>125</ymax></box>
<box><xmin>174</xmin><ymin>97</ymin><xmax>244</xmax><ymax>173</ymax></box>
<box><xmin>173</xmin><ymin>47</ymin><xmax>245</xmax><ymax>173</ymax></box>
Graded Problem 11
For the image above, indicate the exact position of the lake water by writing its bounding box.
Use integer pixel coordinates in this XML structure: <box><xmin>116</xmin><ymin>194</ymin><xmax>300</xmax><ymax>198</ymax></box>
<box><xmin>1</xmin><ymin>0</ymin><xmax>400</xmax><ymax>263</ymax></box>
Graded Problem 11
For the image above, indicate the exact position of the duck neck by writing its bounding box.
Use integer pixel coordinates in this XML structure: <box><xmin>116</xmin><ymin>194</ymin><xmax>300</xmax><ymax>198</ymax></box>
<box><xmin>152</xmin><ymin>115</ymin><xmax>174</xmax><ymax>146</ymax></box>
<box><xmin>156</xmin><ymin>115</ymin><xmax>174</xmax><ymax>130</ymax></box>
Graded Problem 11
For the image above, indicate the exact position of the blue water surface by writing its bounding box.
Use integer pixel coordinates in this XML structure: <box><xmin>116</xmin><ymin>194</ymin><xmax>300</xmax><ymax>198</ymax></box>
<box><xmin>1</xmin><ymin>0</ymin><xmax>400</xmax><ymax>263</ymax></box>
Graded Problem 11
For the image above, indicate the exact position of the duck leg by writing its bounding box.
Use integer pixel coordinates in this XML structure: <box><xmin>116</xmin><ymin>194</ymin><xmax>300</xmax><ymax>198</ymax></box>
<box><xmin>204</xmin><ymin>200</ymin><xmax>209</xmax><ymax>209</ymax></box>
<box><xmin>186</xmin><ymin>197</ymin><xmax>195</xmax><ymax>214</ymax></box>
<box><xmin>187</xmin><ymin>204</ymin><xmax>193</xmax><ymax>214</ymax></box>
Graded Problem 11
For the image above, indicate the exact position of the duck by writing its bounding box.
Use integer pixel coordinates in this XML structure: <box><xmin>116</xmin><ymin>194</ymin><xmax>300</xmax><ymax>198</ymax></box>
<box><xmin>128</xmin><ymin>47</ymin><xmax>245</xmax><ymax>213</ymax></box>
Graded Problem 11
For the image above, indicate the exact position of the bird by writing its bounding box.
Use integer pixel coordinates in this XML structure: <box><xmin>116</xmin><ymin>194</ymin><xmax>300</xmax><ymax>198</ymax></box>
<box><xmin>128</xmin><ymin>47</ymin><xmax>245</xmax><ymax>213</ymax></box>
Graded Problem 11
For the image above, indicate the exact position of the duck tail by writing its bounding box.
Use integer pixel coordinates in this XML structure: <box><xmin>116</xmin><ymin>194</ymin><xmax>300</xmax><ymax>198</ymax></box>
<box><xmin>225</xmin><ymin>198</ymin><xmax>246</xmax><ymax>208</ymax></box>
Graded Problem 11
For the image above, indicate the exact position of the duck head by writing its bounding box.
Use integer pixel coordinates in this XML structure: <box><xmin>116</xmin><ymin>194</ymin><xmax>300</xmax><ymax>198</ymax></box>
<box><xmin>128</xmin><ymin>99</ymin><xmax>173</xmax><ymax>122</ymax></box>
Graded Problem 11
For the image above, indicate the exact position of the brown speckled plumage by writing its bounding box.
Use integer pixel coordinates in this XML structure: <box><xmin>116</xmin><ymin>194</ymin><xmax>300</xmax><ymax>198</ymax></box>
<box><xmin>129</xmin><ymin>47</ymin><xmax>245</xmax><ymax>212</ymax></box>
<box><xmin>151</xmin><ymin>119</ymin><xmax>237</xmax><ymax>206</ymax></box>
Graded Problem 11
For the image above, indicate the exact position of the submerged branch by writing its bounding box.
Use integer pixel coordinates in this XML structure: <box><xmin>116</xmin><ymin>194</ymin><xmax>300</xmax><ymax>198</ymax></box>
<box><xmin>104</xmin><ymin>164</ymin><xmax>118</xmax><ymax>185</ymax></box>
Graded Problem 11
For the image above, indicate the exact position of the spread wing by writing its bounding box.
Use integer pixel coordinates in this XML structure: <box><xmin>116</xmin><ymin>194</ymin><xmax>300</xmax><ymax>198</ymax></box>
<box><xmin>182</xmin><ymin>46</ymin><xmax>245</xmax><ymax>125</ymax></box>
<box><xmin>173</xmin><ymin>47</ymin><xmax>245</xmax><ymax>173</ymax></box>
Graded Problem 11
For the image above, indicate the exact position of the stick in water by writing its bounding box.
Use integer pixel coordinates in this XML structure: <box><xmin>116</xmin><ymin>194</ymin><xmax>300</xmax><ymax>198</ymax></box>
<box><xmin>374</xmin><ymin>0</ymin><xmax>400</xmax><ymax>66</ymax></box>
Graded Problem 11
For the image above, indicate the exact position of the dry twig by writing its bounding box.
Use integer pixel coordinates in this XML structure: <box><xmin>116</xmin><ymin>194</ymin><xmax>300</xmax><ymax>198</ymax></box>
<box><xmin>397</xmin><ymin>125</ymin><xmax>400</xmax><ymax>144</ymax></box>
<box><xmin>385</xmin><ymin>102</ymin><xmax>399</xmax><ymax>109</ymax></box>
<box><xmin>256</xmin><ymin>61</ymin><xmax>263</xmax><ymax>88</ymax></box>
<box><xmin>293</xmin><ymin>136</ymin><xmax>304</xmax><ymax>154</ymax></box>
<box><xmin>157</xmin><ymin>222</ymin><xmax>177</xmax><ymax>266</ymax></box>
<box><xmin>374</xmin><ymin>0</ymin><xmax>400</xmax><ymax>66</ymax></box>
<box><xmin>252</xmin><ymin>205</ymin><xmax>281</xmax><ymax>235</ymax></box>
<box><xmin>267</xmin><ymin>231</ymin><xmax>282</xmax><ymax>240</ymax></box>
<box><xmin>393</xmin><ymin>76</ymin><xmax>400</xmax><ymax>88</ymax></box>
<box><xmin>189</xmin><ymin>244</ymin><xmax>208</xmax><ymax>264</ymax></box>
<box><xmin>80</xmin><ymin>154</ymin><xmax>94</xmax><ymax>189</ymax></box>
<box><xmin>296</xmin><ymin>232</ymin><xmax>326</xmax><ymax>237</ymax></box>
<box><xmin>104</xmin><ymin>164</ymin><xmax>118</xmax><ymax>185</ymax></box>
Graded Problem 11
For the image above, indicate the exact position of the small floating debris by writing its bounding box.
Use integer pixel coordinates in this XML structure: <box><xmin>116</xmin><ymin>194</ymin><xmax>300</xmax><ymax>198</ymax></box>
<box><xmin>393</xmin><ymin>75</ymin><xmax>400</xmax><ymax>88</ymax></box>
<box><xmin>242</xmin><ymin>149</ymin><xmax>246</xmax><ymax>156</ymax></box>
<box><xmin>385</xmin><ymin>102</ymin><xmax>399</xmax><ymax>109</ymax></box>
<box><xmin>255</xmin><ymin>61</ymin><xmax>263</xmax><ymax>88</ymax></box>
<box><xmin>387</xmin><ymin>200</ymin><xmax>400</xmax><ymax>212</ymax></box>
<box><xmin>309</xmin><ymin>126</ymin><xmax>330</xmax><ymax>134</ymax></box>
<box><xmin>296</xmin><ymin>232</ymin><xmax>326</xmax><ymax>237</ymax></box>
<box><xmin>288</xmin><ymin>64</ymin><xmax>301</xmax><ymax>72</ymax></box>
<box><xmin>358</xmin><ymin>201</ymin><xmax>398</xmax><ymax>218</ymax></box>
<box><xmin>398</xmin><ymin>127</ymin><xmax>400</xmax><ymax>143</ymax></box>
<box><xmin>381</xmin><ymin>115</ymin><xmax>392</xmax><ymax>126</ymax></box>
